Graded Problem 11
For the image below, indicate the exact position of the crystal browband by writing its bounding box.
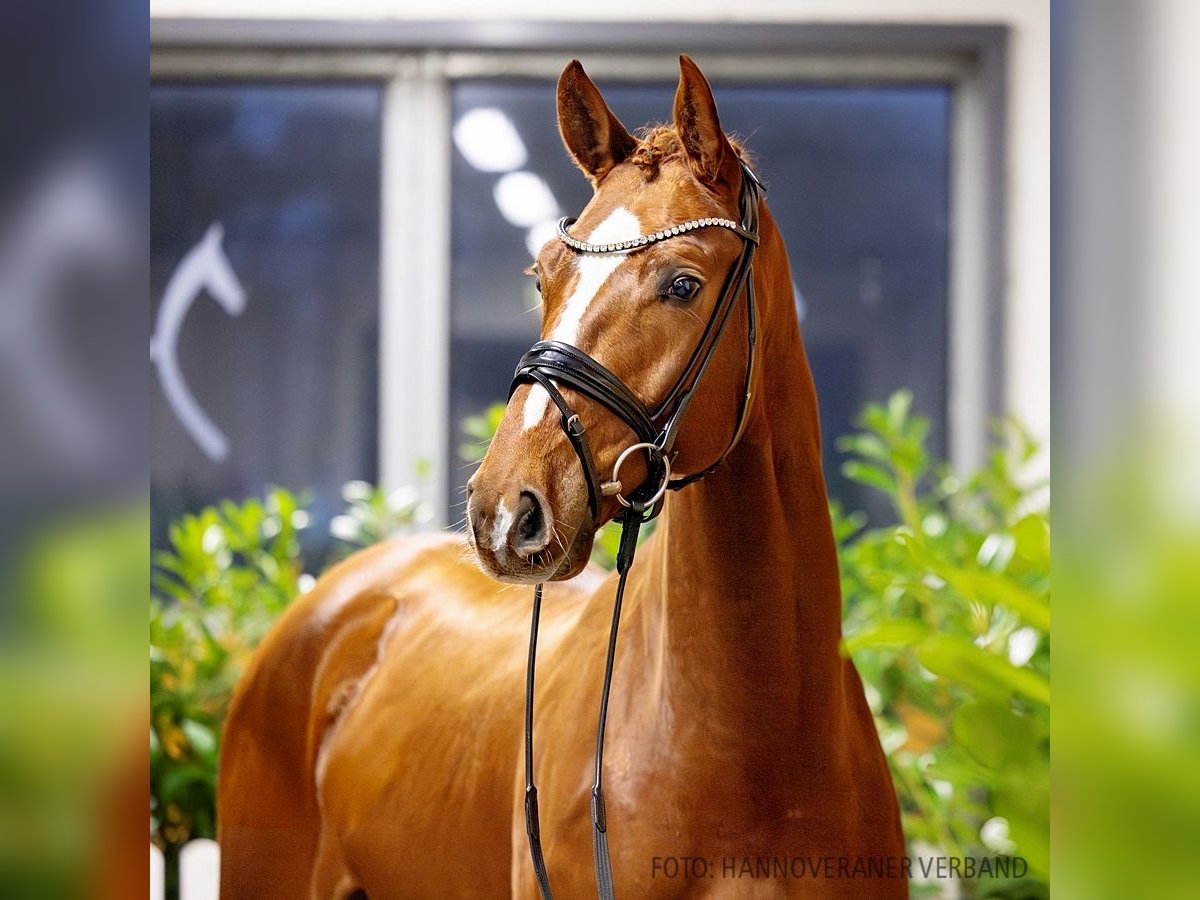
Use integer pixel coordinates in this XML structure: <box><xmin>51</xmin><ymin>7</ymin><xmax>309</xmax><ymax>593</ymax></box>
<box><xmin>556</xmin><ymin>215</ymin><xmax>758</xmax><ymax>254</ymax></box>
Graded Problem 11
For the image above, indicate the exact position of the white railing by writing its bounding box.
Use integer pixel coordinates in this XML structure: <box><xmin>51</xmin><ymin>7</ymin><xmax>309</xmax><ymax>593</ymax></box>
<box><xmin>150</xmin><ymin>839</ymin><xmax>220</xmax><ymax>900</ymax></box>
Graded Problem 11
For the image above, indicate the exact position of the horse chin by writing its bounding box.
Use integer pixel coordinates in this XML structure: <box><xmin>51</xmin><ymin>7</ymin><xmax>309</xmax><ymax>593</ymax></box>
<box><xmin>548</xmin><ymin>525</ymin><xmax>595</xmax><ymax>581</ymax></box>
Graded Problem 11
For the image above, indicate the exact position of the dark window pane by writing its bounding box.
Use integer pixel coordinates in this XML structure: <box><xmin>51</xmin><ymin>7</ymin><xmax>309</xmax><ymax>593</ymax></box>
<box><xmin>150</xmin><ymin>83</ymin><xmax>382</xmax><ymax>550</ymax></box>
<box><xmin>448</xmin><ymin>80</ymin><xmax>949</xmax><ymax>518</ymax></box>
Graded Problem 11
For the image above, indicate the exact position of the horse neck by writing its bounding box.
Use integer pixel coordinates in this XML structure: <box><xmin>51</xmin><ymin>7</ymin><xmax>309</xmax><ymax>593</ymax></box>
<box><xmin>634</xmin><ymin>210</ymin><xmax>848</xmax><ymax>736</ymax></box>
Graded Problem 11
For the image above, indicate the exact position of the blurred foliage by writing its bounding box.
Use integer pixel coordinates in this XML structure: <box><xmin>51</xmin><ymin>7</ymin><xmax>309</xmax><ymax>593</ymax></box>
<box><xmin>836</xmin><ymin>391</ymin><xmax>1049</xmax><ymax>898</ymax></box>
<box><xmin>589</xmin><ymin>520</ymin><xmax>629</xmax><ymax>570</ymax></box>
<box><xmin>0</xmin><ymin>503</ymin><xmax>147</xmax><ymax>899</ymax></box>
<box><xmin>459</xmin><ymin>404</ymin><xmax>506</xmax><ymax>464</ymax></box>
<box><xmin>328</xmin><ymin>479</ymin><xmax>433</xmax><ymax>560</ymax></box>
<box><xmin>1055</xmin><ymin>441</ymin><xmax>1200</xmax><ymax>900</ymax></box>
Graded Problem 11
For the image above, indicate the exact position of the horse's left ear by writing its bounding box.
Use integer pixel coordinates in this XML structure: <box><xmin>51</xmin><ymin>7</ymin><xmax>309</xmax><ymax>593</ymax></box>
<box><xmin>673</xmin><ymin>55</ymin><xmax>740</xmax><ymax>189</ymax></box>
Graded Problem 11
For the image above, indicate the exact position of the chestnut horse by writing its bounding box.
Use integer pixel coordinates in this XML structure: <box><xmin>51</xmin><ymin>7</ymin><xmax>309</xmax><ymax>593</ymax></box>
<box><xmin>218</xmin><ymin>57</ymin><xmax>905</xmax><ymax>898</ymax></box>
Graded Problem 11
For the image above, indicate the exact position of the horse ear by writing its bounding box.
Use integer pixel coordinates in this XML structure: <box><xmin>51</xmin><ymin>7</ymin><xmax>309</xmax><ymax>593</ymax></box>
<box><xmin>673</xmin><ymin>54</ymin><xmax>739</xmax><ymax>187</ymax></box>
<box><xmin>557</xmin><ymin>60</ymin><xmax>637</xmax><ymax>184</ymax></box>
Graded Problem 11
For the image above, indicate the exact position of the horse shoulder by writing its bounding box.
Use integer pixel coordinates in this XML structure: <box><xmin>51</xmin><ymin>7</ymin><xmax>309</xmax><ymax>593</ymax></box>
<box><xmin>218</xmin><ymin>533</ymin><xmax>462</xmax><ymax>888</ymax></box>
<box><xmin>225</xmin><ymin>533</ymin><xmax>457</xmax><ymax>733</ymax></box>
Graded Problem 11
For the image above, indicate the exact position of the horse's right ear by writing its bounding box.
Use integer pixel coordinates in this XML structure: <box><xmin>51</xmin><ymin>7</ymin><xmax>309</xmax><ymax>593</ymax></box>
<box><xmin>673</xmin><ymin>54</ymin><xmax>740</xmax><ymax>189</ymax></box>
<box><xmin>556</xmin><ymin>60</ymin><xmax>637</xmax><ymax>185</ymax></box>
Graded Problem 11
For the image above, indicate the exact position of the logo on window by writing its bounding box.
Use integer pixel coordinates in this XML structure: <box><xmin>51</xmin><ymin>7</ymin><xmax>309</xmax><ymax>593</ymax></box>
<box><xmin>150</xmin><ymin>223</ymin><xmax>246</xmax><ymax>462</ymax></box>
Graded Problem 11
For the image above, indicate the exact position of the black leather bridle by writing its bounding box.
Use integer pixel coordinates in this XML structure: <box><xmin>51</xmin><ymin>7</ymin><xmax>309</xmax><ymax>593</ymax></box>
<box><xmin>509</xmin><ymin>162</ymin><xmax>763</xmax><ymax>900</ymax></box>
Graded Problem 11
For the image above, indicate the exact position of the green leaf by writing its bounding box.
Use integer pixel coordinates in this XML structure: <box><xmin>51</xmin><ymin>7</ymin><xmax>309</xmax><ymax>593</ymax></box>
<box><xmin>952</xmin><ymin>700</ymin><xmax>1038</xmax><ymax>770</ymax></box>
<box><xmin>903</xmin><ymin>540</ymin><xmax>1051</xmax><ymax>631</ymax></box>
<box><xmin>158</xmin><ymin>763</ymin><xmax>212</xmax><ymax>806</ymax></box>
<box><xmin>918</xmin><ymin>634</ymin><xmax>1050</xmax><ymax>707</ymax></box>
<box><xmin>1011</xmin><ymin>513</ymin><xmax>1050</xmax><ymax>564</ymax></box>
<box><xmin>841</xmin><ymin>460</ymin><xmax>899</xmax><ymax>496</ymax></box>
<box><xmin>887</xmin><ymin>389</ymin><xmax>913</xmax><ymax>432</ymax></box>
<box><xmin>843</xmin><ymin>619</ymin><xmax>929</xmax><ymax>653</ymax></box>
<box><xmin>182</xmin><ymin>719</ymin><xmax>218</xmax><ymax>762</ymax></box>
<box><xmin>835</xmin><ymin>432</ymin><xmax>892</xmax><ymax>463</ymax></box>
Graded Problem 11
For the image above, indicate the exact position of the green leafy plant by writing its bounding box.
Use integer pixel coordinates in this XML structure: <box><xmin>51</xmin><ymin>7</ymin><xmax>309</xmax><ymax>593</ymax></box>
<box><xmin>836</xmin><ymin>391</ymin><xmax>1049</xmax><ymax>898</ymax></box>
<box><xmin>150</xmin><ymin>488</ymin><xmax>309</xmax><ymax>874</ymax></box>
<box><xmin>459</xmin><ymin>404</ymin><xmax>506</xmax><ymax>464</ymax></box>
<box><xmin>329</xmin><ymin>479</ymin><xmax>433</xmax><ymax>558</ymax></box>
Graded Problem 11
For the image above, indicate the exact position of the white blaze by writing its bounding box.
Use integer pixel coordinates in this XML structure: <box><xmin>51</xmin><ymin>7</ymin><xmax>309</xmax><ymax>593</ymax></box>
<box><xmin>521</xmin><ymin>207</ymin><xmax>641</xmax><ymax>430</ymax></box>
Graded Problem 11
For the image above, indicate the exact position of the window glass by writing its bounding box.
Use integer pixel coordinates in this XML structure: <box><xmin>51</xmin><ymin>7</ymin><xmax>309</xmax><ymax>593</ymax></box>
<box><xmin>449</xmin><ymin>80</ymin><xmax>950</xmax><ymax>518</ymax></box>
<box><xmin>150</xmin><ymin>83</ymin><xmax>382</xmax><ymax>549</ymax></box>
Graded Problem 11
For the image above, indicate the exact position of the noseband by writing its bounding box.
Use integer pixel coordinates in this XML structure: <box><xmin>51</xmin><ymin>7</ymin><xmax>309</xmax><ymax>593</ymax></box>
<box><xmin>509</xmin><ymin>163</ymin><xmax>763</xmax><ymax>900</ymax></box>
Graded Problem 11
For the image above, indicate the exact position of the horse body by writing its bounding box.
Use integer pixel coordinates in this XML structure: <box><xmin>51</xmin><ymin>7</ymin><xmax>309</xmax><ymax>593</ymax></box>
<box><xmin>219</xmin><ymin>57</ymin><xmax>904</xmax><ymax>898</ymax></box>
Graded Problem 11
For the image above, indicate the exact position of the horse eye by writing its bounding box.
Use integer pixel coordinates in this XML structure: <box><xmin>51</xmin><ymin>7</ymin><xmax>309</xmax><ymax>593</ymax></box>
<box><xmin>667</xmin><ymin>276</ymin><xmax>701</xmax><ymax>301</ymax></box>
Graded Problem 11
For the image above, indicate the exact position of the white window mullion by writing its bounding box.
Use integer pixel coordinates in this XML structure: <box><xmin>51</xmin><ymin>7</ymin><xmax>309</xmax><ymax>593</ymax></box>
<box><xmin>949</xmin><ymin>70</ymin><xmax>991</xmax><ymax>477</ymax></box>
<box><xmin>380</xmin><ymin>55</ymin><xmax>451</xmax><ymax>524</ymax></box>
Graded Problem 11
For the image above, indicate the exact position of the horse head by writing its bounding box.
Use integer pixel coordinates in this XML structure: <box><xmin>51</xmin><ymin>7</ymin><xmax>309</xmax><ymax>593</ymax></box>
<box><xmin>467</xmin><ymin>56</ymin><xmax>760</xmax><ymax>583</ymax></box>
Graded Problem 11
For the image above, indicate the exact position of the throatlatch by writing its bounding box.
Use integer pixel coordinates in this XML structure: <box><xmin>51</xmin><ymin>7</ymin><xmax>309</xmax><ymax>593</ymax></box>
<box><xmin>512</xmin><ymin>162</ymin><xmax>763</xmax><ymax>900</ymax></box>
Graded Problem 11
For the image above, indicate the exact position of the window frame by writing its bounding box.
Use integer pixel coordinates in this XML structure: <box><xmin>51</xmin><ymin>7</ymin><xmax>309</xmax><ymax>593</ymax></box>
<box><xmin>151</xmin><ymin>21</ymin><xmax>1008</xmax><ymax>525</ymax></box>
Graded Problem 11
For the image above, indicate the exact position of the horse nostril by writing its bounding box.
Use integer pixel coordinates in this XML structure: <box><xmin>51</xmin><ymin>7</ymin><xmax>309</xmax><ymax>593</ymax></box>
<box><xmin>514</xmin><ymin>490</ymin><xmax>549</xmax><ymax>555</ymax></box>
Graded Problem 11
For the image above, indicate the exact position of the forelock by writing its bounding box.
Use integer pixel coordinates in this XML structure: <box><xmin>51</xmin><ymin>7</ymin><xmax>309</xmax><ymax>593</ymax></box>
<box><xmin>625</xmin><ymin>125</ymin><xmax>752</xmax><ymax>180</ymax></box>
